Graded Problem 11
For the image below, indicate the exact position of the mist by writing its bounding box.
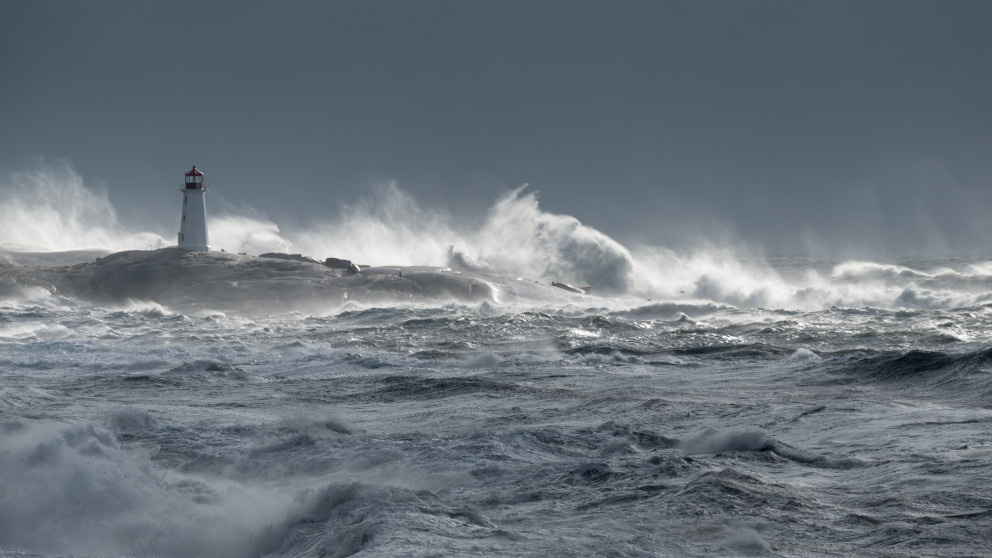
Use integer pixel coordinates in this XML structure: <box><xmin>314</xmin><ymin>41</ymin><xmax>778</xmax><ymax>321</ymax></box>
<box><xmin>4</xmin><ymin>161</ymin><xmax>992</xmax><ymax>312</ymax></box>
<box><xmin>1</xmin><ymin>163</ymin><xmax>636</xmax><ymax>294</ymax></box>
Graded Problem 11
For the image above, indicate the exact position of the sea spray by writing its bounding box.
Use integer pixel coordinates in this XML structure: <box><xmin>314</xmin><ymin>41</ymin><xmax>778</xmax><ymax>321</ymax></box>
<box><xmin>451</xmin><ymin>186</ymin><xmax>635</xmax><ymax>294</ymax></box>
<box><xmin>209</xmin><ymin>214</ymin><xmax>294</xmax><ymax>255</ymax></box>
<box><xmin>6</xmin><ymin>162</ymin><xmax>992</xmax><ymax>310</ymax></box>
<box><xmin>291</xmin><ymin>184</ymin><xmax>636</xmax><ymax>292</ymax></box>
<box><xmin>0</xmin><ymin>162</ymin><xmax>292</xmax><ymax>255</ymax></box>
<box><xmin>290</xmin><ymin>181</ymin><xmax>459</xmax><ymax>267</ymax></box>
<box><xmin>0</xmin><ymin>160</ymin><xmax>167</xmax><ymax>252</ymax></box>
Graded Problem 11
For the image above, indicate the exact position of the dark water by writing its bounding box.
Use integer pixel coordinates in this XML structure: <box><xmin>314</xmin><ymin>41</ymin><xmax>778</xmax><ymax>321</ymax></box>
<box><xmin>2</xmin><ymin>257</ymin><xmax>992</xmax><ymax>557</ymax></box>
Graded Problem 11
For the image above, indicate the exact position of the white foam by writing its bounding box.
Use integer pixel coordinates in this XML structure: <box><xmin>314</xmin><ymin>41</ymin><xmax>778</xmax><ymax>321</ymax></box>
<box><xmin>0</xmin><ymin>421</ymin><xmax>298</xmax><ymax>557</ymax></box>
<box><xmin>5</xmin><ymin>162</ymin><xmax>992</xmax><ymax>311</ymax></box>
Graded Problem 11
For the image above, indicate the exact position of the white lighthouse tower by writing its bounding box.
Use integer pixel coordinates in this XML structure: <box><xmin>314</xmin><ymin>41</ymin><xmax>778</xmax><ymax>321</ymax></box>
<box><xmin>178</xmin><ymin>165</ymin><xmax>209</xmax><ymax>251</ymax></box>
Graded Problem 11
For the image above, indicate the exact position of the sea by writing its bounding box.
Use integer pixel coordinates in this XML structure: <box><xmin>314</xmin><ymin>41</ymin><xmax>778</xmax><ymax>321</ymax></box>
<box><xmin>1</xmin><ymin>174</ymin><xmax>991</xmax><ymax>557</ymax></box>
<box><xmin>2</xmin><ymin>252</ymin><xmax>992</xmax><ymax>558</ymax></box>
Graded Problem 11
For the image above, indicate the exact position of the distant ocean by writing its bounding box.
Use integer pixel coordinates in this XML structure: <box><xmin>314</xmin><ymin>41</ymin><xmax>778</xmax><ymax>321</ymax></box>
<box><xmin>2</xmin><ymin>249</ymin><xmax>992</xmax><ymax>557</ymax></box>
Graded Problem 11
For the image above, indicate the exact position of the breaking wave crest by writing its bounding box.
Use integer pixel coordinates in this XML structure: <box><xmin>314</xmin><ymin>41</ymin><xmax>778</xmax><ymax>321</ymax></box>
<box><xmin>290</xmin><ymin>183</ymin><xmax>636</xmax><ymax>293</ymax></box>
<box><xmin>679</xmin><ymin>428</ymin><xmax>867</xmax><ymax>469</ymax></box>
<box><xmin>0</xmin><ymin>421</ymin><xmax>297</xmax><ymax>557</ymax></box>
<box><xmin>835</xmin><ymin>347</ymin><xmax>992</xmax><ymax>400</ymax></box>
<box><xmin>4</xmin><ymin>162</ymin><xmax>992</xmax><ymax>310</ymax></box>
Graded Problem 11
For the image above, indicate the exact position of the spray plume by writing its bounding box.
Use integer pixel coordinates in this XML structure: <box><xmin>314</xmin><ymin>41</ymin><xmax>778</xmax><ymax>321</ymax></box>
<box><xmin>4</xmin><ymin>162</ymin><xmax>992</xmax><ymax>311</ymax></box>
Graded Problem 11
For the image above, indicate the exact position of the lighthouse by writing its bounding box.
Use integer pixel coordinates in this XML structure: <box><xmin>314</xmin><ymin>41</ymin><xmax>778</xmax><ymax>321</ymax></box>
<box><xmin>178</xmin><ymin>165</ymin><xmax>209</xmax><ymax>251</ymax></box>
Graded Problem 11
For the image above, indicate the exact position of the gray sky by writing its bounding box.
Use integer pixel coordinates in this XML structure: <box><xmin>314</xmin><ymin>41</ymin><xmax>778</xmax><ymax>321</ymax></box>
<box><xmin>2</xmin><ymin>0</ymin><xmax>990</xmax><ymax>256</ymax></box>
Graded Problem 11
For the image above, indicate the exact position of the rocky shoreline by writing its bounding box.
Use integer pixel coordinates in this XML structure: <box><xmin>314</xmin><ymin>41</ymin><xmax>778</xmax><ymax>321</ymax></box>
<box><xmin>0</xmin><ymin>248</ymin><xmax>519</xmax><ymax>313</ymax></box>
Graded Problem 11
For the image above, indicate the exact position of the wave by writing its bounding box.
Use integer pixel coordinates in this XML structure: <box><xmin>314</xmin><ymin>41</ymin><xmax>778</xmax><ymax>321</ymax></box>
<box><xmin>0</xmin><ymin>419</ymin><xmax>460</xmax><ymax>558</ymax></box>
<box><xmin>679</xmin><ymin>428</ymin><xmax>867</xmax><ymax>469</ymax></box>
<box><xmin>809</xmin><ymin>347</ymin><xmax>992</xmax><ymax>403</ymax></box>
<box><xmin>0</xmin><ymin>421</ymin><xmax>299</xmax><ymax>557</ymax></box>
<box><xmin>5</xmin><ymin>162</ymin><xmax>992</xmax><ymax>311</ymax></box>
<box><xmin>292</xmin><ymin>183</ymin><xmax>636</xmax><ymax>293</ymax></box>
<box><xmin>858</xmin><ymin>347</ymin><xmax>992</xmax><ymax>386</ymax></box>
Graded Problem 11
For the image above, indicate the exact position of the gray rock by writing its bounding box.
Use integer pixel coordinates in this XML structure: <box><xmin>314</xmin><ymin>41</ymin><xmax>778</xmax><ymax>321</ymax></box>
<box><xmin>1</xmin><ymin>248</ymin><xmax>518</xmax><ymax>313</ymax></box>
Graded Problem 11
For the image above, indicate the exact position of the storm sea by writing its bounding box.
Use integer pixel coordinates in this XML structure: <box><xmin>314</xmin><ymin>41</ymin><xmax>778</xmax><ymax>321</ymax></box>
<box><xmin>1</xmin><ymin>184</ymin><xmax>991</xmax><ymax>557</ymax></box>
<box><xmin>2</xmin><ymin>252</ymin><xmax>992</xmax><ymax>558</ymax></box>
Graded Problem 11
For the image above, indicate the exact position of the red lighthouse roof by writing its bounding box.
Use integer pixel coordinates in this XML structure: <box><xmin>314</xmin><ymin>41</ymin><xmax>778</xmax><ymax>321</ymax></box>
<box><xmin>185</xmin><ymin>165</ymin><xmax>204</xmax><ymax>177</ymax></box>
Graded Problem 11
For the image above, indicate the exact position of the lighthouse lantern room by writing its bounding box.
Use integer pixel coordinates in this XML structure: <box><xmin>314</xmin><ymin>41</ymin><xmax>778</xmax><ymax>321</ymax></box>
<box><xmin>178</xmin><ymin>165</ymin><xmax>210</xmax><ymax>251</ymax></box>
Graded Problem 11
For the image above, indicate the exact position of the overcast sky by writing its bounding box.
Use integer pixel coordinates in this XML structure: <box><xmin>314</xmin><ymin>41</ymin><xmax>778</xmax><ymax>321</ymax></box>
<box><xmin>2</xmin><ymin>0</ymin><xmax>990</xmax><ymax>256</ymax></box>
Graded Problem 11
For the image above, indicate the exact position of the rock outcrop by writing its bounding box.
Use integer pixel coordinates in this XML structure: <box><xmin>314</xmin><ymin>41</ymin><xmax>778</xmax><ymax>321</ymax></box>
<box><xmin>0</xmin><ymin>248</ymin><xmax>513</xmax><ymax>313</ymax></box>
